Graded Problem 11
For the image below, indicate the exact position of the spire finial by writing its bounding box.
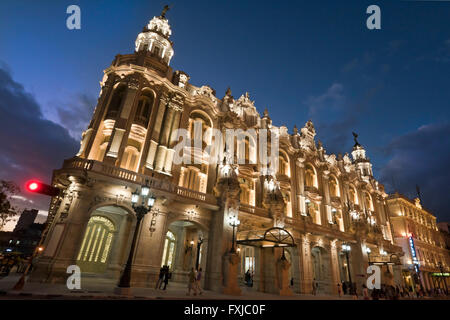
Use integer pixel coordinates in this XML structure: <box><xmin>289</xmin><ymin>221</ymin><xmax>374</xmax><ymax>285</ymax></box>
<box><xmin>161</xmin><ymin>4</ymin><xmax>171</xmax><ymax>18</ymax></box>
<box><xmin>352</xmin><ymin>131</ymin><xmax>360</xmax><ymax>146</ymax></box>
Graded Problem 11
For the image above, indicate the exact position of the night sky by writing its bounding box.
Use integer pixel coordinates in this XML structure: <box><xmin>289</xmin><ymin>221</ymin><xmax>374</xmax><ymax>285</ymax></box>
<box><xmin>0</xmin><ymin>0</ymin><xmax>449</xmax><ymax>223</ymax></box>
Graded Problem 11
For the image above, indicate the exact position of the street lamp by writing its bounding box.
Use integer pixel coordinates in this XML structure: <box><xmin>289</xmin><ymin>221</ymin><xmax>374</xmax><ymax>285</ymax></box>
<box><xmin>228</xmin><ymin>214</ymin><xmax>240</xmax><ymax>253</ymax></box>
<box><xmin>195</xmin><ymin>237</ymin><xmax>204</xmax><ymax>271</ymax></box>
<box><xmin>366</xmin><ymin>247</ymin><xmax>371</xmax><ymax>264</ymax></box>
<box><xmin>117</xmin><ymin>181</ymin><xmax>156</xmax><ymax>291</ymax></box>
<box><xmin>342</xmin><ymin>243</ymin><xmax>353</xmax><ymax>295</ymax></box>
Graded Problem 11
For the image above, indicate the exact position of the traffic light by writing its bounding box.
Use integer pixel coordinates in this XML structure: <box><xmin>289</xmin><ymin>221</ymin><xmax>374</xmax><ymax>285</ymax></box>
<box><xmin>25</xmin><ymin>180</ymin><xmax>60</xmax><ymax>197</ymax></box>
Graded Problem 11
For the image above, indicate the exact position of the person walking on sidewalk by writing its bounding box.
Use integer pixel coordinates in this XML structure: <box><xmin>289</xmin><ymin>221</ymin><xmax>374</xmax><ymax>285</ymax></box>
<box><xmin>155</xmin><ymin>266</ymin><xmax>165</xmax><ymax>289</ymax></box>
<box><xmin>162</xmin><ymin>266</ymin><xmax>170</xmax><ymax>290</ymax></box>
<box><xmin>312</xmin><ymin>278</ymin><xmax>318</xmax><ymax>295</ymax></box>
<box><xmin>337</xmin><ymin>283</ymin><xmax>342</xmax><ymax>297</ymax></box>
<box><xmin>362</xmin><ymin>284</ymin><xmax>370</xmax><ymax>300</ymax></box>
<box><xmin>195</xmin><ymin>268</ymin><xmax>203</xmax><ymax>295</ymax></box>
<box><xmin>187</xmin><ymin>267</ymin><xmax>197</xmax><ymax>296</ymax></box>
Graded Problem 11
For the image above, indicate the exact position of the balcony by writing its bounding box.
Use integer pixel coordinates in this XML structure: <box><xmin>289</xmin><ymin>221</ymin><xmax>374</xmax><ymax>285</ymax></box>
<box><xmin>59</xmin><ymin>157</ymin><xmax>217</xmax><ymax>205</ymax></box>
<box><xmin>239</xmin><ymin>203</ymin><xmax>269</xmax><ymax>218</ymax></box>
<box><xmin>304</xmin><ymin>185</ymin><xmax>319</xmax><ymax>194</ymax></box>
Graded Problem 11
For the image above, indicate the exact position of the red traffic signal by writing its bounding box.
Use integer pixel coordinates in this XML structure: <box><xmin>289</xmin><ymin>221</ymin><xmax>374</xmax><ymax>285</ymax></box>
<box><xmin>25</xmin><ymin>180</ymin><xmax>60</xmax><ymax>197</ymax></box>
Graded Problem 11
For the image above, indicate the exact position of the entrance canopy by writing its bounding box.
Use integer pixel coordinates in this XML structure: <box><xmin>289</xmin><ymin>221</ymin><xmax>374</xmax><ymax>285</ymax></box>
<box><xmin>236</xmin><ymin>227</ymin><xmax>295</xmax><ymax>248</ymax></box>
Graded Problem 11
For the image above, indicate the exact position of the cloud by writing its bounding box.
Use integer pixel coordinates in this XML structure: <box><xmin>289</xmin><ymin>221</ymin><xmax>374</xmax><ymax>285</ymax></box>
<box><xmin>0</xmin><ymin>65</ymin><xmax>79</xmax><ymax>211</ymax></box>
<box><xmin>434</xmin><ymin>38</ymin><xmax>450</xmax><ymax>63</ymax></box>
<box><xmin>303</xmin><ymin>83</ymin><xmax>381</xmax><ymax>155</ymax></box>
<box><xmin>51</xmin><ymin>93</ymin><xmax>96</xmax><ymax>140</ymax></box>
<box><xmin>304</xmin><ymin>83</ymin><xmax>345</xmax><ymax>116</ymax></box>
<box><xmin>380</xmin><ymin>122</ymin><xmax>450</xmax><ymax>221</ymax></box>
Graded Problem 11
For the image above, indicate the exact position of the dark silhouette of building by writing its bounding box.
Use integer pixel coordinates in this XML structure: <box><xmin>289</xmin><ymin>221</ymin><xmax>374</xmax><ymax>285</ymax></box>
<box><xmin>14</xmin><ymin>209</ymin><xmax>38</xmax><ymax>232</ymax></box>
<box><xmin>0</xmin><ymin>209</ymin><xmax>44</xmax><ymax>257</ymax></box>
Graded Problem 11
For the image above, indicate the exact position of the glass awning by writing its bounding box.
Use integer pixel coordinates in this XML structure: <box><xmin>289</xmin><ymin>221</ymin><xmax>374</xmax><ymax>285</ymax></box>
<box><xmin>236</xmin><ymin>227</ymin><xmax>296</xmax><ymax>248</ymax></box>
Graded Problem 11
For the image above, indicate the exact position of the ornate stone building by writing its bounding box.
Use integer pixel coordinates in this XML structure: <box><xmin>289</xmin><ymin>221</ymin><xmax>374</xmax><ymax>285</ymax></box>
<box><xmin>30</xmin><ymin>10</ymin><xmax>404</xmax><ymax>296</ymax></box>
<box><xmin>387</xmin><ymin>194</ymin><xmax>450</xmax><ymax>292</ymax></box>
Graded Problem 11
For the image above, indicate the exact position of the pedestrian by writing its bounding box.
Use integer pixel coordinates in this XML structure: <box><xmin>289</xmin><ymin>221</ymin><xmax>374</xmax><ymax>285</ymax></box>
<box><xmin>337</xmin><ymin>283</ymin><xmax>342</xmax><ymax>297</ymax></box>
<box><xmin>196</xmin><ymin>268</ymin><xmax>203</xmax><ymax>295</ymax></box>
<box><xmin>163</xmin><ymin>266</ymin><xmax>170</xmax><ymax>290</ymax></box>
<box><xmin>187</xmin><ymin>267</ymin><xmax>197</xmax><ymax>296</ymax></box>
<box><xmin>371</xmin><ymin>288</ymin><xmax>379</xmax><ymax>300</ymax></box>
<box><xmin>290</xmin><ymin>278</ymin><xmax>294</xmax><ymax>288</ymax></box>
<box><xmin>362</xmin><ymin>284</ymin><xmax>370</xmax><ymax>300</ymax></box>
<box><xmin>155</xmin><ymin>266</ymin><xmax>165</xmax><ymax>289</ymax></box>
<box><xmin>312</xmin><ymin>278</ymin><xmax>317</xmax><ymax>295</ymax></box>
<box><xmin>245</xmin><ymin>269</ymin><xmax>251</xmax><ymax>286</ymax></box>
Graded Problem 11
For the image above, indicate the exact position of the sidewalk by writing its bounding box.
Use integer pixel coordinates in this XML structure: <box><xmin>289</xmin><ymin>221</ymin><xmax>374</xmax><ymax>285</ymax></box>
<box><xmin>0</xmin><ymin>274</ymin><xmax>357</xmax><ymax>300</ymax></box>
<box><xmin>0</xmin><ymin>274</ymin><xmax>447</xmax><ymax>300</ymax></box>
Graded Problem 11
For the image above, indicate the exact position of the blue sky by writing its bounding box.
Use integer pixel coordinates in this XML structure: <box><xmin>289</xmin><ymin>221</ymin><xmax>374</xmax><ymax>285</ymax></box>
<box><xmin>0</xmin><ymin>0</ymin><xmax>449</xmax><ymax>221</ymax></box>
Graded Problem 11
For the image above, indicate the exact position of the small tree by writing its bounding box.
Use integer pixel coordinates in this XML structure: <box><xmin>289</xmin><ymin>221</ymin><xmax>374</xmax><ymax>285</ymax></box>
<box><xmin>0</xmin><ymin>180</ymin><xmax>21</xmax><ymax>230</ymax></box>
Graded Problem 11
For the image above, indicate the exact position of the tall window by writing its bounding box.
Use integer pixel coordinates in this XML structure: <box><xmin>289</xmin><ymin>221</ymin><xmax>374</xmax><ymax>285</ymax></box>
<box><xmin>349</xmin><ymin>187</ymin><xmax>358</xmax><ymax>204</ymax></box>
<box><xmin>329</xmin><ymin>177</ymin><xmax>339</xmax><ymax>197</ymax></box>
<box><xmin>134</xmin><ymin>91</ymin><xmax>153</xmax><ymax>127</ymax></box>
<box><xmin>364</xmin><ymin>193</ymin><xmax>373</xmax><ymax>211</ymax></box>
<box><xmin>161</xmin><ymin>230</ymin><xmax>176</xmax><ymax>268</ymax></box>
<box><xmin>121</xmin><ymin>146</ymin><xmax>139</xmax><ymax>171</ymax></box>
<box><xmin>240</xmin><ymin>184</ymin><xmax>250</xmax><ymax>205</ymax></box>
<box><xmin>106</xmin><ymin>85</ymin><xmax>126</xmax><ymax>119</ymax></box>
<box><xmin>77</xmin><ymin>216</ymin><xmax>115</xmax><ymax>273</ymax></box>
<box><xmin>305</xmin><ymin>164</ymin><xmax>316</xmax><ymax>188</ymax></box>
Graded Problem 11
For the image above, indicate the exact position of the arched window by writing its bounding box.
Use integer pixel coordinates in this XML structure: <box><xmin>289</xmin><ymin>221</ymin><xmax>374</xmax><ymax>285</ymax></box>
<box><xmin>97</xmin><ymin>142</ymin><xmax>108</xmax><ymax>162</ymax></box>
<box><xmin>134</xmin><ymin>91</ymin><xmax>154</xmax><ymax>127</ymax></box>
<box><xmin>329</xmin><ymin>177</ymin><xmax>339</xmax><ymax>197</ymax></box>
<box><xmin>240</xmin><ymin>184</ymin><xmax>250</xmax><ymax>205</ymax></box>
<box><xmin>179</xmin><ymin>166</ymin><xmax>201</xmax><ymax>191</ymax></box>
<box><xmin>348</xmin><ymin>186</ymin><xmax>359</xmax><ymax>204</ymax></box>
<box><xmin>106</xmin><ymin>85</ymin><xmax>126</xmax><ymax>120</ymax></box>
<box><xmin>279</xmin><ymin>151</ymin><xmax>290</xmax><ymax>177</ymax></box>
<box><xmin>161</xmin><ymin>230</ymin><xmax>176</xmax><ymax>268</ymax></box>
<box><xmin>305</xmin><ymin>164</ymin><xmax>317</xmax><ymax>188</ymax></box>
<box><xmin>77</xmin><ymin>215</ymin><xmax>115</xmax><ymax>272</ymax></box>
<box><xmin>284</xmin><ymin>191</ymin><xmax>292</xmax><ymax>217</ymax></box>
<box><xmin>120</xmin><ymin>146</ymin><xmax>139</xmax><ymax>171</ymax></box>
<box><xmin>364</xmin><ymin>193</ymin><xmax>373</xmax><ymax>211</ymax></box>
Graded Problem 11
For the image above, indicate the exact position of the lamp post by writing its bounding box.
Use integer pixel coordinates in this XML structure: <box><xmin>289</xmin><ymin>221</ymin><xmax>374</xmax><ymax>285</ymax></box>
<box><xmin>195</xmin><ymin>237</ymin><xmax>204</xmax><ymax>270</ymax></box>
<box><xmin>117</xmin><ymin>181</ymin><xmax>156</xmax><ymax>291</ymax></box>
<box><xmin>437</xmin><ymin>261</ymin><xmax>448</xmax><ymax>294</ymax></box>
<box><xmin>366</xmin><ymin>247</ymin><xmax>371</xmax><ymax>265</ymax></box>
<box><xmin>342</xmin><ymin>243</ymin><xmax>353</xmax><ymax>295</ymax></box>
<box><xmin>228</xmin><ymin>215</ymin><xmax>240</xmax><ymax>253</ymax></box>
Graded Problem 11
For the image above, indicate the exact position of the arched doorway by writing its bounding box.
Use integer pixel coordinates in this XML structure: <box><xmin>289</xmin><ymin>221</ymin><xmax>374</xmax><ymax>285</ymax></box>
<box><xmin>162</xmin><ymin>220</ymin><xmax>208</xmax><ymax>285</ymax></box>
<box><xmin>76</xmin><ymin>205</ymin><xmax>133</xmax><ymax>278</ymax></box>
<box><xmin>311</xmin><ymin>246</ymin><xmax>332</xmax><ymax>294</ymax></box>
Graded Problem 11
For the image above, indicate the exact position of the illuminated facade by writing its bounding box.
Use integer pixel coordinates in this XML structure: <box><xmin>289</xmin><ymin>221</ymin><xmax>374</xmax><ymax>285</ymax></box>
<box><xmin>30</xmin><ymin>10</ymin><xmax>404</xmax><ymax>296</ymax></box>
<box><xmin>387</xmin><ymin>194</ymin><xmax>450</xmax><ymax>292</ymax></box>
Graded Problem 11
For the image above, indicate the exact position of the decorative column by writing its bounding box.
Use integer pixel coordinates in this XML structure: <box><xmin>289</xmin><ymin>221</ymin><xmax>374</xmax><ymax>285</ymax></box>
<box><xmin>329</xmin><ymin>240</ymin><xmax>341</xmax><ymax>295</ymax></box>
<box><xmin>296</xmin><ymin>158</ymin><xmax>306</xmax><ymax>216</ymax></box>
<box><xmin>205</xmin><ymin>163</ymin><xmax>241</xmax><ymax>295</ymax></box>
<box><xmin>277</xmin><ymin>252</ymin><xmax>293</xmax><ymax>296</ymax></box>
<box><xmin>105</xmin><ymin>77</ymin><xmax>140</xmax><ymax>163</ymax></box>
<box><xmin>300</xmin><ymin>234</ymin><xmax>313</xmax><ymax>294</ymax></box>
<box><xmin>322</xmin><ymin>170</ymin><xmax>332</xmax><ymax>224</ymax></box>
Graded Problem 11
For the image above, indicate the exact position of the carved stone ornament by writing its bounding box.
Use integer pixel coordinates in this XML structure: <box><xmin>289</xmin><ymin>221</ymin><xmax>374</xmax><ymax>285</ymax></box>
<box><xmin>127</xmin><ymin>77</ymin><xmax>140</xmax><ymax>90</ymax></box>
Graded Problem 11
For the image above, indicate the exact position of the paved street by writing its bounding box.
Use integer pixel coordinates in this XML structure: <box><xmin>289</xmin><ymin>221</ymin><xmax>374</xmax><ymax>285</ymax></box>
<box><xmin>0</xmin><ymin>274</ymin><xmax>448</xmax><ymax>300</ymax></box>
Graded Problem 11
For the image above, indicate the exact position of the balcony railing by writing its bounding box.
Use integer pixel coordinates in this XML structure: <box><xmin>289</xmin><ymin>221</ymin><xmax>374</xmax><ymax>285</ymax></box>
<box><xmin>239</xmin><ymin>203</ymin><xmax>269</xmax><ymax>218</ymax></box>
<box><xmin>304</xmin><ymin>185</ymin><xmax>319</xmax><ymax>194</ymax></box>
<box><xmin>60</xmin><ymin>157</ymin><xmax>216</xmax><ymax>204</ymax></box>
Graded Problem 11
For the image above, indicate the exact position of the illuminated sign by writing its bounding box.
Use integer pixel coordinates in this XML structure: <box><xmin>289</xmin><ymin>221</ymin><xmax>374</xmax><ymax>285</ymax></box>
<box><xmin>431</xmin><ymin>273</ymin><xmax>449</xmax><ymax>277</ymax></box>
<box><xmin>408</xmin><ymin>236</ymin><xmax>420</xmax><ymax>273</ymax></box>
